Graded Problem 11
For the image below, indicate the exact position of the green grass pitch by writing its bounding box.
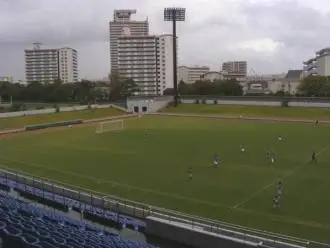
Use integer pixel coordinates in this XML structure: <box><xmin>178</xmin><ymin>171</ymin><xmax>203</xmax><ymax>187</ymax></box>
<box><xmin>1</xmin><ymin>115</ymin><xmax>330</xmax><ymax>243</ymax></box>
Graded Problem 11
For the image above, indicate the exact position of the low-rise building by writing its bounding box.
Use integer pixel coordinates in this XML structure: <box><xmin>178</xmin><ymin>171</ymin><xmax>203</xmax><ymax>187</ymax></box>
<box><xmin>200</xmin><ymin>71</ymin><xmax>223</xmax><ymax>82</ymax></box>
<box><xmin>0</xmin><ymin>76</ymin><xmax>13</xmax><ymax>83</ymax></box>
<box><xmin>222</xmin><ymin>61</ymin><xmax>247</xmax><ymax>77</ymax></box>
<box><xmin>244</xmin><ymin>70</ymin><xmax>301</xmax><ymax>95</ymax></box>
<box><xmin>178</xmin><ymin>66</ymin><xmax>210</xmax><ymax>84</ymax></box>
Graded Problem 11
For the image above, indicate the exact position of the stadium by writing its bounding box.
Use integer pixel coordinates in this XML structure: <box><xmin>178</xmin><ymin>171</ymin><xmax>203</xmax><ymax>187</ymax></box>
<box><xmin>0</xmin><ymin>97</ymin><xmax>330</xmax><ymax>248</ymax></box>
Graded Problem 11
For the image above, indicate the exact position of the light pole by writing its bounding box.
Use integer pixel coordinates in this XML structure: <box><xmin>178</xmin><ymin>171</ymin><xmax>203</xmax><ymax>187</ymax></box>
<box><xmin>164</xmin><ymin>7</ymin><xmax>186</xmax><ymax>106</ymax></box>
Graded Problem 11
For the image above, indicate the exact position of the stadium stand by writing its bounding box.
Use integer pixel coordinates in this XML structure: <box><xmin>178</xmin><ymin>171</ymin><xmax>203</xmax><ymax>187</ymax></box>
<box><xmin>0</xmin><ymin>170</ymin><xmax>313</xmax><ymax>248</ymax></box>
<box><xmin>0</xmin><ymin>177</ymin><xmax>145</xmax><ymax>232</ymax></box>
<box><xmin>0</xmin><ymin>190</ymin><xmax>157</xmax><ymax>248</ymax></box>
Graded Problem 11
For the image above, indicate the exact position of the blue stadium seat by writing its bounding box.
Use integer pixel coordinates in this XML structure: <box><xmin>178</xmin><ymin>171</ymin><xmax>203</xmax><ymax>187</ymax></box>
<box><xmin>0</xmin><ymin>177</ymin><xmax>145</xmax><ymax>231</ymax></box>
<box><xmin>0</xmin><ymin>190</ymin><xmax>157</xmax><ymax>248</ymax></box>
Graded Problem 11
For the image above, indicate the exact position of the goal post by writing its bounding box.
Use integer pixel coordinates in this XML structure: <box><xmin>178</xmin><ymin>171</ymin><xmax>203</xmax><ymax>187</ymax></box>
<box><xmin>96</xmin><ymin>119</ymin><xmax>124</xmax><ymax>134</ymax></box>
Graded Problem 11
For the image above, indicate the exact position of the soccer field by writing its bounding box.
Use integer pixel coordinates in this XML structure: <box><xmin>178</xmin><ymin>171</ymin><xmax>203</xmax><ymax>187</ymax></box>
<box><xmin>1</xmin><ymin>115</ymin><xmax>330</xmax><ymax>243</ymax></box>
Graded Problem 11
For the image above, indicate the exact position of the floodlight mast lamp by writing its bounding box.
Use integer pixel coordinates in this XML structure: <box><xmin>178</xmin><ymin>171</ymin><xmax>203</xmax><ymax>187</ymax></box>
<box><xmin>164</xmin><ymin>8</ymin><xmax>186</xmax><ymax>106</ymax></box>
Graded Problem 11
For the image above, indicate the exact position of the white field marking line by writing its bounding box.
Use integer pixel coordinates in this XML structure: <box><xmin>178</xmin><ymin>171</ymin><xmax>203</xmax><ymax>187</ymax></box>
<box><xmin>232</xmin><ymin>146</ymin><xmax>330</xmax><ymax>209</ymax></box>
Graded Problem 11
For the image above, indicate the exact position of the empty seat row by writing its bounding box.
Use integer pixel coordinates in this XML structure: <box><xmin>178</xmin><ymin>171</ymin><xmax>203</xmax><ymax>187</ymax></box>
<box><xmin>0</xmin><ymin>190</ymin><xmax>157</xmax><ymax>248</ymax></box>
<box><xmin>0</xmin><ymin>177</ymin><xmax>145</xmax><ymax>231</ymax></box>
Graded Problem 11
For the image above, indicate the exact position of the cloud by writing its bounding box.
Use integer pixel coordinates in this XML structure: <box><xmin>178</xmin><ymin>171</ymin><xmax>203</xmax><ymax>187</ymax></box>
<box><xmin>0</xmin><ymin>0</ymin><xmax>330</xmax><ymax>80</ymax></box>
<box><xmin>234</xmin><ymin>38</ymin><xmax>284</xmax><ymax>54</ymax></box>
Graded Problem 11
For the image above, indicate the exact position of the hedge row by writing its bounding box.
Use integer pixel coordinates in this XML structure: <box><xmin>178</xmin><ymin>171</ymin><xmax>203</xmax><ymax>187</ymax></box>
<box><xmin>24</xmin><ymin>119</ymin><xmax>83</xmax><ymax>131</ymax></box>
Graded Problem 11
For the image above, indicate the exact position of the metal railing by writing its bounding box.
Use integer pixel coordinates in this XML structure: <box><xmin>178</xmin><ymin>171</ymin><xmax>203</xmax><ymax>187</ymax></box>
<box><xmin>0</xmin><ymin>168</ymin><xmax>329</xmax><ymax>248</ymax></box>
<box><xmin>180</xmin><ymin>95</ymin><xmax>330</xmax><ymax>103</ymax></box>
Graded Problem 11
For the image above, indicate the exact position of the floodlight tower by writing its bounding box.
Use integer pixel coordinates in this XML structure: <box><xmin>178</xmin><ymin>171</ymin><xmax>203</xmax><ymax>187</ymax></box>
<box><xmin>164</xmin><ymin>7</ymin><xmax>186</xmax><ymax>106</ymax></box>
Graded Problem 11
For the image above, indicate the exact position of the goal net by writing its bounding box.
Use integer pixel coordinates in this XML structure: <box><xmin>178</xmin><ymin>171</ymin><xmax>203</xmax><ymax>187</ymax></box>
<box><xmin>96</xmin><ymin>120</ymin><xmax>124</xmax><ymax>134</ymax></box>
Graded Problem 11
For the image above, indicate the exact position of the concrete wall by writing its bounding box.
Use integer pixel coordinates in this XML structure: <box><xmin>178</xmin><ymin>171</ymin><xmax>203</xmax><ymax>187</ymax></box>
<box><xmin>146</xmin><ymin>217</ymin><xmax>259</xmax><ymax>248</ymax></box>
<box><xmin>181</xmin><ymin>99</ymin><xmax>330</xmax><ymax>108</ymax></box>
<box><xmin>0</xmin><ymin>104</ymin><xmax>129</xmax><ymax>119</ymax></box>
<box><xmin>182</xmin><ymin>99</ymin><xmax>281</xmax><ymax>107</ymax></box>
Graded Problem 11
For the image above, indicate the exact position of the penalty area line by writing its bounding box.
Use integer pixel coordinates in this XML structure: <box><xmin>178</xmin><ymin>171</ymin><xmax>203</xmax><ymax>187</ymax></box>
<box><xmin>232</xmin><ymin>146</ymin><xmax>330</xmax><ymax>209</ymax></box>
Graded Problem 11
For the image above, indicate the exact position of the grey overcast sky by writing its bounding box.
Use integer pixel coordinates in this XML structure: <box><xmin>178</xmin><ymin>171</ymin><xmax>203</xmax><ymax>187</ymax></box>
<box><xmin>1</xmin><ymin>0</ymin><xmax>330</xmax><ymax>81</ymax></box>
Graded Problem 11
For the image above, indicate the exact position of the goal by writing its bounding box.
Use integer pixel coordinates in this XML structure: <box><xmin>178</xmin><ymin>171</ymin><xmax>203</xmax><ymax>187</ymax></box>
<box><xmin>96</xmin><ymin>120</ymin><xmax>124</xmax><ymax>134</ymax></box>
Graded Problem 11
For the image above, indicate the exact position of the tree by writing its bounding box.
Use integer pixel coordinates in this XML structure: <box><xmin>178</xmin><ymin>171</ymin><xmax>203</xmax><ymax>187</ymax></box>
<box><xmin>109</xmin><ymin>71</ymin><xmax>121</xmax><ymax>94</ymax></box>
<box><xmin>120</xmin><ymin>78</ymin><xmax>139</xmax><ymax>97</ymax></box>
<box><xmin>164</xmin><ymin>88</ymin><xmax>175</xmax><ymax>95</ymax></box>
<box><xmin>298</xmin><ymin>76</ymin><xmax>330</xmax><ymax>96</ymax></box>
<box><xmin>109</xmin><ymin>77</ymin><xmax>139</xmax><ymax>100</ymax></box>
<box><xmin>193</xmin><ymin>80</ymin><xmax>214</xmax><ymax>95</ymax></box>
<box><xmin>214</xmin><ymin>79</ymin><xmax>243</xmax><ymax>96</ymax></box>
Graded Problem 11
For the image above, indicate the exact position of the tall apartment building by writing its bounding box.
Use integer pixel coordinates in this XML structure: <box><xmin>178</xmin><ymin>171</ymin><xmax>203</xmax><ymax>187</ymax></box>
<box><xmin>178</xmin><ymin>66</ymin><xmax>210</xmax><ymax>84</ymax></box>
<box><xmin>159</xmin><ymin>34</ymin><xmax>175</xmax><ymax>92</ymax></box>
<box><xmin>109</xmin><ymin>9</ymin><xmax>149</xmax><ymax>71</ymax></box>
<box><xmin>25</xmin><ymin>43</ymin><xmax>78</xmax><ymax>83</ymax></box>
<box><xmin>303</xmin><ymin>48</ymin><xmax>330</xmax><ymax>77</ymax></box>
<box><xmin>222</xmin><ymin>61</ymin><xmax>247</xmax><ymax>77</ymax></box>
<box><xmin>117</xmin><ymin>34</ymin><xmax>175</xmax><ymax>96</ymax></box>
<box><xmin>59</xmin><ymin>47</ymin><xmax>78</xmax><ymax>83</ymax></box>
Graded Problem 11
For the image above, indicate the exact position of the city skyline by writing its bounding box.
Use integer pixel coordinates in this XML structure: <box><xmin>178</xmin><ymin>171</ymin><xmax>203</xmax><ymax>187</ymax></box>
<box><xmin>1</xmin><ymin>0</ymin><xmax>330</xmax><ymax>81</ymax></box>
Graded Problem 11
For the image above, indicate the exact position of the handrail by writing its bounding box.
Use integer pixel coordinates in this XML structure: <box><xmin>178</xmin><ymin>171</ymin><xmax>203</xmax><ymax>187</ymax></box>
<box><xmin>180</xmin><ymin>95</ymin><xmax>330</xmax><ymax>102</ymax></box>
<box><xmin>1</xmin><ymin>168</ymin><xmax>329</xmax><ymax>248</ymax></box>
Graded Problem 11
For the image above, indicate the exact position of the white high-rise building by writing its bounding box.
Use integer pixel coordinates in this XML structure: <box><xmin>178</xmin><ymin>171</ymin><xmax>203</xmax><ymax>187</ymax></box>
<box><xmin>109</xmin><ymin>9</ymin><xmax>149</xmax><ymax>72</ymax></box>
<box><xmin>25</xmin><ymin>43</ymin><xmax>78</xmax><ymax>83</ymax></box>
<box><xmin>304</xmin><ymin>48</ymin><xmax>330</xmax><ymax>77</ymax></box>
<box><xmin>117</xmin><ymin>34</ymin><xmax>175</xmax><ymax>96</ymax></box>
<box><xmin>159</xmin><ymin>34</ymin><xmax>175</xmax><ymax>92</ymax></box>
<box><xmin>117</xmin><ymin>35</ymin><xmax>159</xmax><ymax>95</ymax></box>
<box><xmin>59</xmin><ymin>47</ymin><xmax>78</xmax><ymax>83</ymax></box>
<box><xmin>25</xmin><ymin>43</ymin><xmax>59</xmax><ymax>83</ymax></box>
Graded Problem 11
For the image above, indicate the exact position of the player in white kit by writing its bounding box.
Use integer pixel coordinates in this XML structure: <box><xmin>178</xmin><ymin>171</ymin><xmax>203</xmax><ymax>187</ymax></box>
<box><xmin>213</xmin><ymin>153</ymin><xmax>220</xmax><ymax>168</ymax></box>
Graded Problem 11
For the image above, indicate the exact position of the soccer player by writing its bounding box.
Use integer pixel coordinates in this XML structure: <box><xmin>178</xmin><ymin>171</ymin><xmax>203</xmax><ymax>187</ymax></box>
<box><xmin>188</xmin><ymin>167</ymin><xmax>193</xmax><ymax>181</ymax></box>
<box><xmin>272</xmin><ymin>196</ymin><xmax>279</xmax><ymax>209</ymax></box>
<box><xmin>277</xmin><ymin>180</ymin><xmax>283</xmax><ymax>196</ymax></box>
<box><xmin>240</xmin><ymin>144</ymin><xmax>246</xmax><ymax>153</ymax></box>
<box><xmin>278</xmin><ymin>136</ymin><xmax>282</xmax><ymax>141</ymax></box>
<box><xmin>271</xmin><ymin>152</ymin><xmax>275</xmax><ymax>164</ymax></box>
<box><xmin>312</xmin><ymin>151</ymin><xmax>317</xmax><ymax>163</ymax></box>
<box><xmin>272</xmin><ymin>194</ymin><xmax>281</xmax><ymax>209</ymax></box>
<box><xmin>315</xmin><ymin>120</ymin><xmax>319</xmax><ymax>126</ymax></box>
<box><xmin>213</xmin><ymin>153</ymin><xmax>220</xmax><ymax>168</ymax></box>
